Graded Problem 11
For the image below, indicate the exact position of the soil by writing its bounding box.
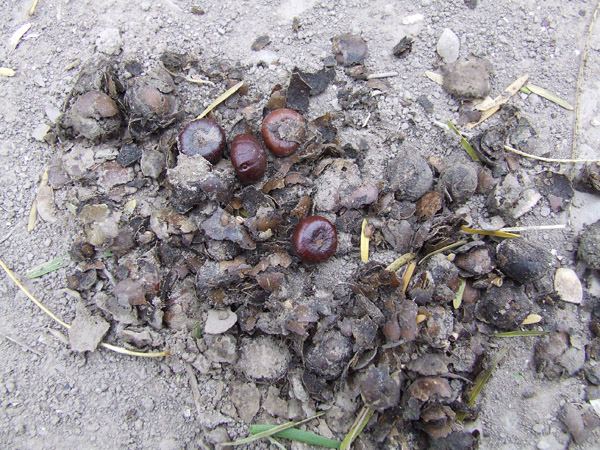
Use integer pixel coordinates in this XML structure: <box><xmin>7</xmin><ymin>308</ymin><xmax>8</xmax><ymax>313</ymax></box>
<box><xmin>1</xmin><ymin>1</ymin><xmax>600</xmax><ymax>449</ymax></box>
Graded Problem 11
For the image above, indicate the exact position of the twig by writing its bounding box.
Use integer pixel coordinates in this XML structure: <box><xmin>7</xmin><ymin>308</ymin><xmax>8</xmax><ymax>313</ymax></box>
<box><xmin>185</xmin><ymin>362</ymin><xmax>203</xmax><ymax>419</ymax></box>
<box><xmin>504</xmin><ymin>145</ymin><xmax>600</xmax><ymax>163</ymax></box>
<box><xmin>0</xmin><ymin>330</ymin><xmax>43</xmax><ymax>356</ymax></box>
<box><xmin>0</xmin><ymin>221</ymin><xmax>20</xmax><ymax>245</ymax></box>
<box><xmin>366</xmin><ymin>71</ymin><xmax>399</xmax><ymax>79</ymax></box>
<box><xmin>0</xmin><ymin>256</ymin><xmax>170</xmax><ymax>358</ymax></box>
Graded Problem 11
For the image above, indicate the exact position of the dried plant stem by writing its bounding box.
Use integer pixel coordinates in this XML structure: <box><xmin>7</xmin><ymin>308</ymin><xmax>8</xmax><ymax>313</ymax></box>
<box><xmin>0</xmin><ymin>330</ymin><xmax>43</xmax><ymax>356</ymax></box>
<box><xmin>504</xmin><ymin>145</ymin><xmax>600</xmax><ymax>163</ymax></box>
<box><xmin>0</xmin><ymin>256</ymin><xmax>170</xmax><ymax>358</ymax></box>
<box><xmin>500</xmin><ymin>224</ymin><xmax>566</xmax><ymax>233</ymax></box>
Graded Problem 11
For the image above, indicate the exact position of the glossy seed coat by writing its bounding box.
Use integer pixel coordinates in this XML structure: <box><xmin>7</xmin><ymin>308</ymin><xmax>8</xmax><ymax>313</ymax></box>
<box><xmin>261</xmin><ymin>108</ymin><xmax>305</xmax><ymax>157</ymax></box>
<box><xmin>292</xmin><ymin>216</ymin><xmax>338</xmax><ymax>263</ymax></box>
<box><xmin>230</xmin><ymin>134</ymin><xmax>268</xmax><ymax>184</ymax></box>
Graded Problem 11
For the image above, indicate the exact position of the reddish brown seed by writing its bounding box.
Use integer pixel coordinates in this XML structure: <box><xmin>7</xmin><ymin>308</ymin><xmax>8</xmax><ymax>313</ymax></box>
<box><xmin>261</xmin><ymin>108</ymin><xmax>306</xmax><ymax>157</ymax></box>
<box><xmin>177</xmin><ymin>118</ymin><xmax>226</xmax><ymax>164</ymax></box>
<box><xmin>230</xmin><ymin>134</ymin><xmax>268</xmax><ymax>184</ymax></box>
<box><xmin>292</xmin><ymin>216</ymin><xmax>338</xmax><ymax>263</ymax></box>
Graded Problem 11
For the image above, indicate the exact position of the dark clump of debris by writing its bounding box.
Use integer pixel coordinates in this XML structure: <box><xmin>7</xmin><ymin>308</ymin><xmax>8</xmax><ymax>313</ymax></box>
<box><xmin>49</xmin><ymin>38</ymin><xmax>599</xmax><ymax>448</ymax></box>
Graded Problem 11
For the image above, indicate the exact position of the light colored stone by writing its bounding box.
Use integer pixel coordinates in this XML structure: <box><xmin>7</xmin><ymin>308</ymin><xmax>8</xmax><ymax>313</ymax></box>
<box><xmin>204</xmin><ymin>308</ymin><xmax>238</xmax><ymax>334</ymax></box>
<box><xmin>95</xmin><ymin>28</ymin><xmax>122</xmax><ymax>56</ymax></box>
<box><xmin>437</xmin><ymin>28</ymin><xmax>460</xmax><ymax>63</ymax></box>
<box><xmin>554</xmin><ymin>268</ymin><xmax>583</xmax><ymax>304</ymax></box>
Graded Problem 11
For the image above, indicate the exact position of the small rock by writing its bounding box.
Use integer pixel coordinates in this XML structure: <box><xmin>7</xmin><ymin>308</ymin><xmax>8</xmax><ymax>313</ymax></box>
<box><xmin>115</xmin><ymin>279</ymin><xmax>146</xmax><ymax>306</ymax></box>
<box><xmin>95</xmin><ymin>28</ymin><xmax>123</xmax><ymax>56</ymax></box>
<box><xmin>402</xmin><ymin>377</ymin><xmax>453</xmax><ymax>421</ymax></box>
<box><xmin>263</xmin><ymin>386</ymin><xmax>288</xmax><ymax>418</ymax></box>
<box><xmin>204</xmin><ymin>309</ymin><xmax>238</xmax><ymax>335</ymax></box>
<box><xmin>332</xmin><ymin>34</ymin><xmax>368</xmax><ymax>66</ymax></box>
<box><xmin>141</xmin><ymin>149</ymin><xmax>166</xmax><ymax>179</ymax></box>
<box><xmin>68</xmin><ymin>304</ymin><xmax>110</xmax><ymax>352</ymax></box>
<box><xmin>536</xmin><ymin>435</ymin><xmax>566</xmax><ymax>450</ymax></box>
<box><xmin>578</xmin><ymin>220</ymin><xmax>600</xmax><ymax>269</ymax></box>
<box><xmin>437</xmin><ymin>29</ymin><xmax>460</xmax><ymax>63</ymax></box>
<box><xmin>454</xmin><ymin>247</ymin><xmax>495</xmax><ymax>276</ymax></box>
<box><xmin>392</xmin><ymin>36</ymin><xmax>413</xmax><ymax>58</ymax></box>
<box><xmin>305</xmin><ymin>330</ymin><xmax>353</xmax><ymax>380</ymax></box>
<box><xmin>97</xmin><ymin>161</ymin><xmax>134</xmax><ymax>191</ymax></box>
<box><xmin>584</xmin><ymin>363</ymin><xmax>600</xmax><ymax>385</ymax></box>
<box><xmin>118</xmin><ymin>327</ymin><xmax>162</xmax><ymax>348</ymax></box>
<box><xmin>251</xmin><ymin>35</ymin><xmax>271</xmax><ymax>51</ymax></box>
<box><xmin>238</xmin><ymin>336</ymin><xmax>290</xmax><ymax>381</ymax></box>
<box><xmin>31</xmin><ymin>123</ymin><xmax>51</xmax><ymax>142</ymax></box>
<box><xmin>65</xmin><ymin>91</ymin><xmax>121</xmax><ymax>141</ymax></box>
<box><xmin>436</xmin><ymin>163</ymin><xmax>478</xmax><ymax>203</ymax></box>
<box><xmin>117</xmin><ymin>144</ymin><xmax>142</xmax><ymax>167</ymax></box>
<box><xmin>94</xmin><ymin>292</ymin><xmax>138</xmax><ymax>325</ymax></box>
<box><xmin>554</xmin><ymin>268</ymin><xmax>583</xmax><ymax>304</ymax></box>
<box><xmin>360</xmin><ymin>365</ymin><xmax>401</xmax><ymax>411</ymax></box>
<box><xmin>534</xmin><ymin>332</ymin><xmax>569</xmax><ymax>379</ymax></box>
<box><xmin>476</xmin><ymin>284</ymin><xmax>531</xmax><ymax>330</ymax></box>
<box><xmin>408</xmin><ymin>354</ymin><xmax>449</xmax><ymax>376</ymax></box>
<box><xmin>497</xmin><ymin>239</ymin><xmax>556</xmax><ymax>284</ymax></box>
<box><xmin>201</xmin><ymin>208</ymin><xmax>255</xmax><ymax>250</ymax></box>
<box><xmin>230</xmin><ymin>382</ymin><xmax>261</xmax><ymax>423</ymax></box>
<box><xmin>204</xmin><ymin>334</ymin><xmax>238</xmax><ymax>364</ymax></box>
<box><xmin>45</xmin><ymin>105</ymin><xmax>63</xmax><ymax>124</ymax></box>
<box><xmin>443</xmin><ymin>58</ymin><xmax>492</xmax><ymax>98</ymax></box>
<box><xmin>387</xmin><ymin>151</ymin><xmax>433</xmax><ymax>201</ymax></box>
<box><xmin>559</xmin><ymin>403</ymin><xmax>595</xmax><ymax>444</ymax></box>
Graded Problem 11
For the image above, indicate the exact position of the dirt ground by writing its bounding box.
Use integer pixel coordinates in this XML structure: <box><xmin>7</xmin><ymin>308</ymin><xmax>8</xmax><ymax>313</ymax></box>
<box><xmin>1</xmin><ymin>0</ymin><xmax>600</xmax><ymax>449</ymax></box>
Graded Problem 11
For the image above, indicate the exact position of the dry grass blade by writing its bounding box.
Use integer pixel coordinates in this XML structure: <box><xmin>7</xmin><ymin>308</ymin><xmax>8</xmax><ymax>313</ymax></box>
<box><xmin>250</xmin><ymin>425</ymin><xmax>342</xmax><ymax>448</ymax></box>
<box><xmin>340</xmin><ymin>406</ymin><xmax>373</xmax><ymax>450</ymax></box>
<box><xmin>504</xmin><ymin>145</ymin><xmax>600</xmax><ymax>163</ymax></box>
<box><xmin>9</xmin><ymin>23</ymin><xmax>31</xmax><ymax>51</ymax></box>
<box><xmin>475</xmin><ymin>74</ymin><xmax>529</xmax><ymax>111</ymax></box>
<box><xmin>500</xmin><ymin>224</ymin><xmax>566</xmax><ymax>233</ymax></box>
<box><xmin>453</xmin><ymin>277</ymin><xmax>466</xmax><ymax>309</ymax></box>
<box><xmin>0</xmin><ymin>68</ymin><xmax>16</xmax><ymax>77</ymax></box>
<box><xmin>360</xmin><ymin>218</ymin><xmax>369</xmax><ymax>263</ymax></box>
<box><xmin>0</xmin><ymin>256</ymin><xmax>170</xmax><ymax>358</ymax></box>
<box><xmin>425</xmin><ymin>71</ymin><xmax>444</xmax><ymax>85</ymax></box>
<box><xmin>492</xmin><ymin>330</ymin><xmax>549</xmax><ymax>338</ymax></box>
<box><xmin>402</xmin><ymin>262</ymin><xmax>416</xmax><ymax>295</ymax></box>
<box><xmin>27</xmin><ymin>200</ymin><xmax>37</xmax><ymax>232</ymax></box>
<box><xmin>26</xmin><ymin>254</ymin><xmax>68</xmax><ymax>278</ymax></box>
<box><xmin>196</xmin><ymin>80</ymin><xmax>244</xmax><ymax>119</ymax></box>
<box><xmin>418</xmin><ymin>240</ymin><xmax>468</xmax><ymax>265</ymax></box>
<box><xmin>386</xmin><ymin>252</ymin><xmax>416</xmax><ymax>272</ymax></box>
<box><xmin>526</xmin><ymin>83</ymin><xmax>574</xmax><ymax>110</ymax></box>
<box><xmin>446</xmin><ymin>120</ymin><xmax>480</xmax><ymax>162</ymax></box>
<box><xmin>220</xmin><ymin>412</ymin><xmax>325</xmax><ymax>447</ymax></box>
<box><xmin>460</xmin><ymin>225</ymin><xmax>521</xmax><ymax>238</ymax></box>
<box><xmin>29</xmin><ymin>0</ymin><xmax>39</xmax><ymax>15</ymax></box>
<box><xmin>466</xmin><ymin>347</ymin><xmax>508</xmax><ymax>409</ymax></box>
<box><xmin>0</xmin><ymin>330</ymin><xmax>43</xmax><ymax>356</ymax></box>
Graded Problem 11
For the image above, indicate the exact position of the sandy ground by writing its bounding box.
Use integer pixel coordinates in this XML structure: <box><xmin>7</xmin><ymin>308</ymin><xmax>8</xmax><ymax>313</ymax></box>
<box><xmin>1</xmin><ymin>0</ymin><xmax>600</xmax><ymax>449</ymax></box>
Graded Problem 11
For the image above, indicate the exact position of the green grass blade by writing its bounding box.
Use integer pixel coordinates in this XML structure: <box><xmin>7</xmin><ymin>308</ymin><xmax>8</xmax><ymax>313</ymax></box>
<box><xmin>268</xmin><ymin>437</ymin><xmax>287</xmax><ymax>449</ymax></box>
<box><xmin>520</xmin><ymin>86</ymin><xmax>531</xmax><ymax>94</ymax></box>
<box><xmin>526</xmin><ymin>83</ymin><xmax>574</xmax><ymax>110</ymax></box>
<box><xmin>220</xmin><ymin>412</ymin><xmax>324</xmax><ymax>447</ymax></box>
<box><xmin>466</xmin><ymin>347</ymin><xmax>508</xmax><ymax>409</ymax></box>
<box><xmin>250</xmin><ymin>425</ymin><xmax>341</xmax><ymax>449</ymax></box>
<box><xmin>453</xmin><ymin>277</ymin><xmax>467</xmax><ymax>309</ymax></box>
<box><xmin>340</xmin><ymin>407</ymin><xmax>373</xmax><ymax>450</ymax></box>
<box><xmin>26</xmin><ymin>255</ymin><xmax>68</xmax><ymax>278</ymax></box>
<box><xmin>491</xmin><ymin>330</ymin><xmax>550</xmax><ymax>338</ymax></box>
<box><xmin>447</xmin><ymin>120</ymin><xmax>481</xmax><ymax>162</ymax></box>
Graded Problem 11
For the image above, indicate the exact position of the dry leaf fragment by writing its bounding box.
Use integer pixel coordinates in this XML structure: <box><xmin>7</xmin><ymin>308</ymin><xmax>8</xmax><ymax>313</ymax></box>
<box><xmin>0</xmin><ymin>68</ymin><xmax>16</xmax><ymax>77</ymax></box>
<box><xmin>27</xmin><ymin>199</ymin><xmax>37</xmax><ymax>232</ymax></box>
<box><xmin>468</xmin><ymin>74</ymin><xmax>529</xmax><ymax>128</ymax></box>
<box><xmin>521</xmin><ymin>314</ymin><xmax>542</xmax><ymax>325</ymax></box>
<box><xmin>9</xmin><ymin>23</ymin><xmax>31</xmax><ymax>51</ymax></box>
<box><xmin>35</xmin><ymin>169</ymin><xmax>57</xmax><ymax>223</ymax></box>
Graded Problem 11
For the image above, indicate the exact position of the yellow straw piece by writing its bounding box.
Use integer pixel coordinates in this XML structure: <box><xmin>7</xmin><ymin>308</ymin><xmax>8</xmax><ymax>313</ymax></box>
<box><xmin>360</xmin><ymin>218</ymin><xmax>369</xmax><ymax>263</ymax></box>
<box><xmin>196</xmin><ymin>80</ymin><xmax>244</xmax><ymax>119</ymax></box>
